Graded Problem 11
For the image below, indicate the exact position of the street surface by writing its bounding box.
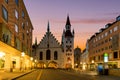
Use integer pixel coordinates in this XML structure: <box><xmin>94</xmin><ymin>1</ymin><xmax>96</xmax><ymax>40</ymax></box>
<box><xmin>15</xmin><ymin>69</ymin><xmax>120</xmax><ymax>80</ymax></box>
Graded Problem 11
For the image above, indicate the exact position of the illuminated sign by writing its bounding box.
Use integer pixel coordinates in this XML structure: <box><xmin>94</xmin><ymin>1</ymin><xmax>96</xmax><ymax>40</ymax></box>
<box><xmin>104</xmin><ymin>53</ymin><xmax>108</xmax><ymax>62</ymax></box>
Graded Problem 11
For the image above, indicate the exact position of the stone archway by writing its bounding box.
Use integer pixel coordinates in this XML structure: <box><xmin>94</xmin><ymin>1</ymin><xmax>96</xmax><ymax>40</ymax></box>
<box><xmin>47</xmin><ymin>61</ymin><xmax>58</xmax><ymax>68</ymax></box>
<box><xmin>37</xmin><ymin>61</ymin><xmax>46</xmax><ymax>68</ymax></box>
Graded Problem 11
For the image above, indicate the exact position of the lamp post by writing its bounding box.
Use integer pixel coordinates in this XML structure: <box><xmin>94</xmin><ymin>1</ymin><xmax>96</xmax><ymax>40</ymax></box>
<box><xmin>30</xmin><ymin>57</ymin><xmax>33</xmax><ymax>69</ymax></box>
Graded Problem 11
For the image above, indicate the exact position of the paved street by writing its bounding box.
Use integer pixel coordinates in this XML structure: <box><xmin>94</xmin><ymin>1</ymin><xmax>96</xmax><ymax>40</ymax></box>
<box><xmin>15</xmin><ymin>69</ymin><xmax>120</xmax><ymax>80</ymax></box>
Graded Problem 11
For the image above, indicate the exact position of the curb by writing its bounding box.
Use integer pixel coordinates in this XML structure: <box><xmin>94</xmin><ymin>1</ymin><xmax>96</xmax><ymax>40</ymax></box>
<box><xmin>11</xmin><ymin>69</ymin><xmax>36</xmax><ymax>80</ymax></box>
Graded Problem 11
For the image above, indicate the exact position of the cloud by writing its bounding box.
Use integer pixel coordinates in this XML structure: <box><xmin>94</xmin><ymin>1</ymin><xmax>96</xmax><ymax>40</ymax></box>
<box><xmin>71</xmin><ymin>18</ymin><xmax>114</xmax><ymax>24</ymax></box>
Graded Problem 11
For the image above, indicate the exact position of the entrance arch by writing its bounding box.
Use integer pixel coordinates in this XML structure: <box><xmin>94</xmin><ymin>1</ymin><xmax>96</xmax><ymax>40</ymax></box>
<box><xmin>47</xmin><ymin>61</ymin><xmax>58</xmax><ymax>68</ymax></box>
<box><xmin>36</xmin><ymin>61</ymin><xmax>46</xmax><ymax>68</ymax></box>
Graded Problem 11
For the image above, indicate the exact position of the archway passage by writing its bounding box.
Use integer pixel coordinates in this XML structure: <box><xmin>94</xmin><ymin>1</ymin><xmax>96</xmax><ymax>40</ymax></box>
<box><xmin>47</xmin><ymin>61</ymin><xmax>58</xmax><ymax>68</ymax></box>
<box><xmin>37</xmin><ymin>62</ymin><xmax>46</xmax><ymax>68</ymax></box>
<box><xmin>65</xmin><ymin>63</ymin><xmax>72</xmax><ymax>69</ymax></box>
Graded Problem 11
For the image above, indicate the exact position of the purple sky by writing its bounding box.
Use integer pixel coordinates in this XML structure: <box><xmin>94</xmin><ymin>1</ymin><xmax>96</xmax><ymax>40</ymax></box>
<box><xmin>24</xmin><ymin>0</ymin><xmax>120</xmax><ymax>50</ymax></box>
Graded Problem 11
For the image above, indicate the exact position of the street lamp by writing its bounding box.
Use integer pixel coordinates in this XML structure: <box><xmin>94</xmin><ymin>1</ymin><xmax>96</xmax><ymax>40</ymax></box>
<box><xmin>30</xmin><ymin>57</ymin><xmax>33</xmax><ymax>69</ymax></box>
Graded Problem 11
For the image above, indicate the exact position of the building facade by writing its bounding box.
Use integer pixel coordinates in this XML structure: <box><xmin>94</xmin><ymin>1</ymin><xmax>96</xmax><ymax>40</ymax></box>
<box><xmin>0</xmin><ymin>0</ymin><xmax>33</xmax><ymax>71</ymax></box>
<box><xmin>88</xmin><ymin>16</ymin><xmax>120</xmax><ymax>69</ymax></box>
<box><xmin>80</xmin><ymin>40</ymin><xmax>89</xmax><ymax>70</ymax></box>
<box><xmin>61</xmin><ymin>16</ymin><xmax>74</xmax><ymax>68</ymax></box>
<box><xmin>33</xmin><ymin>16</ymin><xmax>75</xmax><ymax>68</ymax></box>
<box><xmin>33</xmin><ymin>22</ymin><xmax>64</xmax><ymax>68</ymax></box>
<box><xmin>74</xmin><ymin>47</ymin><xmax>81</xmax><ymax>68</ymax></box>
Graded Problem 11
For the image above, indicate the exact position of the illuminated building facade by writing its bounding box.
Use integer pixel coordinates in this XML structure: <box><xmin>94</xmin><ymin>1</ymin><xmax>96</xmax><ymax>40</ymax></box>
<box><xmin>0</xmin><ymin>0</ymin><xmax>33</xmax><ymax>71</ymax></box>
<box><xmin>33</xmin><ymin>16</ymin><xmax>75</xmax><ymax>68</ymax></box>
<box><xmin>88</xmin><ymin>16</ymin><xmax>120</xmax><ymax>69</ymax></box>
<box><xmin>61</xmin><ymin>16</ymin><xmax>75</xmax><ymax>68</ymax></box>
<box><xmin>33</xmin><ymin>22</ymin><xmax>64</xmax><ymax>68</ymax></box>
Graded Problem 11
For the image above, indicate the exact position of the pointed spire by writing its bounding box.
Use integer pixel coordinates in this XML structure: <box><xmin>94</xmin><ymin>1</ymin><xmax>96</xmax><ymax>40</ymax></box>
<box><xmin>47</xmin><ymin>21</ymin><xmax>50</xmax><ymax>32</ymax></box>
<box><xmin>66</xmin><ymin>14</ymin><xmax>71</xmax><ymax>26</ymax></box>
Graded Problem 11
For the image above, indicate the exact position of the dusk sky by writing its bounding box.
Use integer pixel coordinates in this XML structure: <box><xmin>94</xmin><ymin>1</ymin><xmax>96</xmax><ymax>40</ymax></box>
<box><xmin>24</xmin><ymin>0</ymin><xmax>120</xmax><ymax>50</ymax></box>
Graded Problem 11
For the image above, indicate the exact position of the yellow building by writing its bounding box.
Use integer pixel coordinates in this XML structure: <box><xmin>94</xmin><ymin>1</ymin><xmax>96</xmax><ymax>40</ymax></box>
<box><xmin>88</xmin><ymin>16</ymin><xmax>120</xmax><ymax>69</ymax></box>
<box><xmin>0</xmin><ymin>0</ymin><xmax>33</xmax><ymax>71</ymax></box>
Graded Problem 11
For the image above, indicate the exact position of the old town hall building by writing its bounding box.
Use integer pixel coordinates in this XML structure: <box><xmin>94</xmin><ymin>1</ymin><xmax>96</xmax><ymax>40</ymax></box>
<box><xmin>33</xmin><ymin>16</ymin><xmax>75</xmax><ymax>68</ymax></box>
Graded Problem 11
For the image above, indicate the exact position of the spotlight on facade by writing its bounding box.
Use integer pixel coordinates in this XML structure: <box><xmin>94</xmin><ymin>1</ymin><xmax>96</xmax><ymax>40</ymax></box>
<box><xmin>30</xmin><ymin>57</ymin><xmax>33</xmax><ymax>61</ymax></box>
<box><xmin>0</xmin><ymin>52</ymin><xmax>5</xmax><ymax>58</ymax></box>
<box><xmin>91</xmin><ymin>60</ymin><xmax>94</xmax><ymax>63</ymax></box>
<box><xmin>21</xmin><ymin>52</ymin><xmax>25</xmax><ymax>57</ymax></box>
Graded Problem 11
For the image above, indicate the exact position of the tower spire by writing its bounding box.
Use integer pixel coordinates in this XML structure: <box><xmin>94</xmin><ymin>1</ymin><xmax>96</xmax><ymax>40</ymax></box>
<box><xmin>65</xmin><ymin>15</ymin><xmax>71</xmax><ymax>31</ymax></box>
<box><xmin>66</xmin><ymin>14</ymin><xmax>71</xmax><ymax>26</ymax></box>
<box><xmin>47</xmin><ymin>21</ymin><xmax>50</xmax><ymax>32</ymax></box>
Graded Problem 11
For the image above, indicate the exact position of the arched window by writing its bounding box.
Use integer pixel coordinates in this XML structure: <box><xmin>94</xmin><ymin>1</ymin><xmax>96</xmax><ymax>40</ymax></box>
<box><xmin>46</xmin><ymin>49</ymin><xmax>51</xmax><ymax>60</ymax></box>
<box><xmin>54</xmin><ymin>51</ymin><xmax>58</xmax><ymax>60</ymax></box>
<box><xmin>39</xmin><ymin>52</ymin><xmax>43</xmax><ymax>60</ymax></box>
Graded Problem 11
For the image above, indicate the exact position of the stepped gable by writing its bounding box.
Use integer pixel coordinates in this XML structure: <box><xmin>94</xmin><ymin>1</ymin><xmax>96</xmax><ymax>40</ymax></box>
<box><xmin>38</xmin><ymin>22</ymin><xmax>61</xmax><ymax>48</ymax></box>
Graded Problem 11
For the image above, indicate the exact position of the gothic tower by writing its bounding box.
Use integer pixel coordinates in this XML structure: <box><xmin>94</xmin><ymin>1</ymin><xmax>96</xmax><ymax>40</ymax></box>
<box><xmin>62</xmin><ymin>15</ymin><xmax>75</xmax><ymax>68</ymax></box>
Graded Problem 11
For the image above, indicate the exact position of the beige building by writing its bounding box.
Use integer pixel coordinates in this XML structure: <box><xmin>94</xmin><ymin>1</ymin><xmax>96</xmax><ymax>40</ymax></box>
<box><xmin>33</xmin><ymin>16</ymin><xmax>75</xmax><ymax>68</ymax></box>
<box><xmin>33</xmin><ymin>22</ymin><xmax>64</xmax><ymax>68</ymax></box>
<box><xmin>0</xmin><ymin>0</ymin><xmax>33</xmax><ymax>71</ymax></box>
<box><xmin>88</xmin><ymin>16</ymin><xmax>120</xmax><ymax>69</ymax></box>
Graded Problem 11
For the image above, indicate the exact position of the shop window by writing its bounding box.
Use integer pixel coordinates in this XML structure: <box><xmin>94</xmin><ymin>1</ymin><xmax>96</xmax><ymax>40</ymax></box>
<box><xmin>2</xmin><ymin>6</ymin><xmax>8</xmax><ymax>22</ymax></box>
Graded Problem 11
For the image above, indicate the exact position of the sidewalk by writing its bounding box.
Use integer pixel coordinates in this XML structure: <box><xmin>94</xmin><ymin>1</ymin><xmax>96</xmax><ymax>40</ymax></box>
<box><xmin>0</xmin><ymin>69</ymin><xmax>35</xmax><ymax>80</ymax></box>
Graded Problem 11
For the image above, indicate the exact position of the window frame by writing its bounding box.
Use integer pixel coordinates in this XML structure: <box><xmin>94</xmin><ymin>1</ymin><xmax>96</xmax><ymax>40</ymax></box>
<box><xmin>2</xmin><ymin>5</ymin><xmax>8</xmax><ymax>22</ymax></box>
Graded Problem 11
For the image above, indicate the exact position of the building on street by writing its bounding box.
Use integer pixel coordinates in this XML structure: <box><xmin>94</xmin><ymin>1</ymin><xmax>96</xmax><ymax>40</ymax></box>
<box><xmin>74</xmin><ymin>46</ymin><xmax>81</xmax><ymax>68</ymax></box>
<box><xmin>33</xmin><ymin>16</ymin><xmax>75</xmax><ymax>68</ymax></box>
<box><xmin>0</xmin><ymin>0</ymin><xmax>33</xmax><ymax>71</ymax></box>
<box><xmin>88</xmin><ymin>16</ymin><xmax>120</xmax><ymax>70</ymax></box>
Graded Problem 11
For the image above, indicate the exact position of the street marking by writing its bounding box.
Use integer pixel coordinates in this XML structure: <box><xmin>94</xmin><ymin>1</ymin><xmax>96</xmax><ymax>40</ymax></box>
<box><xmin>37</xmin><ymin>70</ymin><xmax>43</xmax><ymax>80</ymax></box>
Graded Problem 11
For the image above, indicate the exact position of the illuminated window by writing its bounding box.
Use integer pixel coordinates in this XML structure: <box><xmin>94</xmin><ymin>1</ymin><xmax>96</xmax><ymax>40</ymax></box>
<box><xmin>2</xmin><ymin>6</ymin><xmax>8</xmax><ymax>22</ymax></box>
<box><xmin>105</xmin><ymin>32</ymin><xmax>108</xmax><ymax>36</ymax></box>
<box><xmin>15</xmin><ymin>24</ymin><xmax>18</xmax><ymax>33</ymax></box>
<box><xmin>114</xmin><ymin>26</ymin><xmax>118</xmax><ymax>32</ymax></box>
<box><xmin>110</xmin><ymin>29</ymin><xmax>112</xmax><ymax>34</ymax></box>
<box><xmin>15</xmin><ymin>9</ymin><xmax>18</xmax><ymax>19</ymax></box>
